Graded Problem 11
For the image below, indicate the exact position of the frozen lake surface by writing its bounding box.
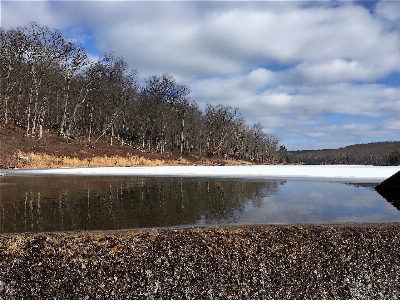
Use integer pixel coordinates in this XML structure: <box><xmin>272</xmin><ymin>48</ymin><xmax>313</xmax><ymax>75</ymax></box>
<box><xmin>1</xmin><ymin>165</ymin><xmax>399</xmax><ymax>233</ymax></box>
<box><xmin>4</xmin><ymin>165</ymin><xmax>400</xmax><ymax>181</ymax></box>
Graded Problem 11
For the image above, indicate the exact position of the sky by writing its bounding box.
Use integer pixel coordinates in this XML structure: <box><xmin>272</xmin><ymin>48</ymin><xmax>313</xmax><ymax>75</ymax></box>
<box><xmin>1</xmin><ymin>1</ymin><xmax>400</xmax><ymax>150</ymax></box>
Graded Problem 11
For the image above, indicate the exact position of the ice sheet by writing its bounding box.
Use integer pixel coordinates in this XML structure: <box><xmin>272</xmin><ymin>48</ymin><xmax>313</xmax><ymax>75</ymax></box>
<box><xmin>3</xmin><ymin>165</ymin><xmax>399</xmax><ymax>182</ymax></box>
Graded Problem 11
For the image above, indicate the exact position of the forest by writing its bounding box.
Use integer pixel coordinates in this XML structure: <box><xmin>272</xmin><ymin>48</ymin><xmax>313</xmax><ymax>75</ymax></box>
<box><xmin>289</xmin><ymin>142</ymin><xmax>400</xmax><ymax>166</ymax></box>
<box><xmin>0</xmin><ymin>23</ymin><xmax>285</xmax><ymax>163</ymax></box>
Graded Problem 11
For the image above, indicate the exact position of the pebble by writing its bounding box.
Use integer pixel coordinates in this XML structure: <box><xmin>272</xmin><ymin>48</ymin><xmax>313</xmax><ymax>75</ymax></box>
<box><xmin>0</xmin><ymin>224</ymin><xmax>399</xmax><ymax>299</ymax></box>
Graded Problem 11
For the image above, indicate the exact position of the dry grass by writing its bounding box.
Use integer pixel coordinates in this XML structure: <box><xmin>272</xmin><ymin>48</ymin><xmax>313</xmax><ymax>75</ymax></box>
<box><xmin>15</xmin><ymin>151</ymin><xmax>169</xmax><ymax>168</ymax></box>
<box><xmin>13</xmin><ymin>151</ymin><xmax>253</xmax><ymax>168</ymax></box>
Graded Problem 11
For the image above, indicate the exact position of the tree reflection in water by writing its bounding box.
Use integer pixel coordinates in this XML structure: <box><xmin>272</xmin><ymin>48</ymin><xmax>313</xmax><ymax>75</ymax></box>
<box><xmin>0</xmin><ymin>177</ymin><xmax>278</xmax><ymax>233</ymax></box>
<box><xmin>2</xmin><ymin>177</ymin><xmax>398</xmax><ymax>233</ymax></box>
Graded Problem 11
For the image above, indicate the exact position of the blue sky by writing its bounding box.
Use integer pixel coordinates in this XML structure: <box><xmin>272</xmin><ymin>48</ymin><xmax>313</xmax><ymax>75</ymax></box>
<box><xmin>1</xmin><ymin>0</ymin><xmax>400</xmax><ymax>150</ymax></box>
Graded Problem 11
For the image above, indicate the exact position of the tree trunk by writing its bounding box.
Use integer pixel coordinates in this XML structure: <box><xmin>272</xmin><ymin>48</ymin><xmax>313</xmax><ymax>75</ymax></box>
<box><xmin>66</xmin><ymin>88</ymin><xmax>89</xmax><ymax>138</ymax></box>
<box><xmin>180</xmin><ymin>117</ymin><xmax>185</xmax><ymax>155</ymax></box>
<box><xmin>26</xmin><ymin>87</ymin><xmax>33</xmax><ymax>137</ymax></box>
<box><xmin>59</xmin><ymin>75</ymin><xmax>72</xmax><ymax>137</ymax></box>
<box><xmin>38</xmin><ymin>101</ymin><xmax>45</xmax><ymax>139</ymax></box>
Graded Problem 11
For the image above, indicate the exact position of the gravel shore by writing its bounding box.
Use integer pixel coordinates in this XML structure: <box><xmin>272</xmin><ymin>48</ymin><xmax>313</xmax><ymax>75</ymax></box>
<box><xmin>0</xmin><ymin>224</ymin><xmax>399</xmax><ymax>299</ymax></box>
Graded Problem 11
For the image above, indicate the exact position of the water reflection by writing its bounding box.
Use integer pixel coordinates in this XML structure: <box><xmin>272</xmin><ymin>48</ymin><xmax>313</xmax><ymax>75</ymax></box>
<box><xmin>0</xmin><ymin>176</ymin><xmax>399</xmax><ymax>233</ymax></box>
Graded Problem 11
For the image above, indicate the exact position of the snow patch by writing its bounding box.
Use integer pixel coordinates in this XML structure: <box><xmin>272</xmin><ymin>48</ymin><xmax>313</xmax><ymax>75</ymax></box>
<box><xmin>5</xmin><ymin>165</ymin><xmax>400</xmax><ymax>183</ymax></box>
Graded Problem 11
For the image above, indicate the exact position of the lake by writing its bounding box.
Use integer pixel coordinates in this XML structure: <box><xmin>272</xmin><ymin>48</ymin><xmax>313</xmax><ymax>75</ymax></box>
<box><xmin>1</xmin><ymin>175</ymin><xmax>399</xmax><ymax>233</ymax></box>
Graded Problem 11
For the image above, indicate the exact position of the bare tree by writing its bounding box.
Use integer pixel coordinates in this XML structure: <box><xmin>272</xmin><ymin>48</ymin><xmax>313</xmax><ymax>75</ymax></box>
<box><xmin>85</xmin><ymin>54</ymin><xmax>138</xmax><ymax>144</ymax></box>
<box><xmin>58</xmin><ymin>39</ymin><xmax>89</xmax><ymax>137</ymax></box>
<box><xmin>0</xmin><ymin>27</ymin><xmax>28</xmax><ymax>124</ymax></box>
<box><xmin>141</xmin><ymin>74</ymin><xmax>190</xmax><ymax>154</ymax></box>
<box><xmin>20</xmin><ymin>23</ymin><xmax>76</xmax><ymax>138</ymax></box>
<box><xmin>205</xmin><ymin>103</ymin><xmax>240</xmax><ymax>157</ymax></box>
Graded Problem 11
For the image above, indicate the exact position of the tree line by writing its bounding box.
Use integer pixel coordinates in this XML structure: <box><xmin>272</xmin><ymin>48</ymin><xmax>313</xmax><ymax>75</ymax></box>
<box><xmin>289</xmin><ymin>142</ymin><xmax>400</xmax><ymax>166</ymax></box>
<box><xmin>0</xmin><ymin>23</ymin><xmax>284</xmax><ymax>162</ymax></box>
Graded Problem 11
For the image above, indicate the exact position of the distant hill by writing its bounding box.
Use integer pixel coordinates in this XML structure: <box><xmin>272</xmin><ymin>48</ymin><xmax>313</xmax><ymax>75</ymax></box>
<box><xmin>288</xmin><ymin>142</ymin><xmax>400</xmax><ymax>166</ymax></box>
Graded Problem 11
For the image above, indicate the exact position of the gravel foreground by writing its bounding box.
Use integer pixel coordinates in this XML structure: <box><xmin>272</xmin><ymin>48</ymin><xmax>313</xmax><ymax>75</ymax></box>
<box><xmin>0</xmin><ymin>224</ymin><xmax>399</xmax><ymax>299</ymax></box>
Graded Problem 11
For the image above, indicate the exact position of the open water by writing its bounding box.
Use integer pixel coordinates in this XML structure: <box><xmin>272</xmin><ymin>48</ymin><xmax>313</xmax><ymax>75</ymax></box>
<box><xmin>0</xmin><ymin>176</ymin><xmax>399</xmax><ymax>233</ymax></box>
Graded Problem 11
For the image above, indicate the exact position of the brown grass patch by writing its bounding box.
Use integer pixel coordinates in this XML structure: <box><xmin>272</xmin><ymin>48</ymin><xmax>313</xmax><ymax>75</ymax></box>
<box><xmin>13</xmin><ymin>151</ymin><xmax>254</xmax><ymax>168</ymax></box>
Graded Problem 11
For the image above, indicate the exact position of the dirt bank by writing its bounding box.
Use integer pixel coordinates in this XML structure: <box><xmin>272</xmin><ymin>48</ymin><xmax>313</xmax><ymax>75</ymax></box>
<box><xmin>0</xmin><ymin>224</ymin><xmax>399</xmax><ymax>299</ymax></box>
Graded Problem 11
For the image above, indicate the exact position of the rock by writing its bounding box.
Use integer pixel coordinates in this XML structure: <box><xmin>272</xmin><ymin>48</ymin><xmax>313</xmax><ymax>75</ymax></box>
<box><xmin>375</xmin><ymin>170</ymin><xmax>400</xmax><ymax>210</ymax></box>
<box><xmin>18</xmin><ymin>156</ymin><xmax>30</xmax><ymax>164</ymax></box>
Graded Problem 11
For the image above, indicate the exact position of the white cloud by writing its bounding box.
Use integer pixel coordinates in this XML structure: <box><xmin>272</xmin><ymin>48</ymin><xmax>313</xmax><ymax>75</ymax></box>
<box><xmin>193</xmin><ymin>76</ymin><xmax>400</xmax><ymax>119</ymax></box>
<box><xmin>3</xmin><ymin>1</ymin><xmax>399</xmax><ymax>81</ymax></box>
<box><xmin>294</xmin><ymin>84</ymin><xmax>400</xmax><ymax>116</ymax></box>
<box><xmin>289</xmin><ymin>59</ymin><xmax>375</xmax><ymax>84</ymax></box>
<box><xmin>375</xmin><ymin>1</ymin><xmax>400</xmax><ymax>29</ymax></box>
<box><xmin>1</xmin><ymin>1</ymin><xmax>69</xmax><ymax>30</ymax></box>
<box><xmin>285</xmin><ymin>117</ymin><xmax>400</xmax><ymax>150</ymax></box>
<box><xmin>383</xmin><ymin>118</ymin><xmax>400</xmax><ymax>130</ymax></box>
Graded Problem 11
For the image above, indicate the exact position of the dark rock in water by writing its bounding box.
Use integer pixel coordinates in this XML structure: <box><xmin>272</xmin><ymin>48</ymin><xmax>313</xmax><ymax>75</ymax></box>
<box><xmin>375</xmin><ymin>170</ymin><xmax>400</xmax><ymax>192</ymax></box>
<box><xmin>375</xmin><ymin>170</ymin><xmax>400</xmax><ymax>210</ymax></box>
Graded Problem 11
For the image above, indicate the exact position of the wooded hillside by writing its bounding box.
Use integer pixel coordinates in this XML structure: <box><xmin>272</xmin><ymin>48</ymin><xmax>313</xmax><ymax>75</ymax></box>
<box><xmin>289</xmin><ymin>142</ymin><xmax>400</xmax><ymax>166</ymax></box>
<box><xmin>0</xmin><ymin>23</ymin><xmax>284</xmax><ymax>163</ymax></box>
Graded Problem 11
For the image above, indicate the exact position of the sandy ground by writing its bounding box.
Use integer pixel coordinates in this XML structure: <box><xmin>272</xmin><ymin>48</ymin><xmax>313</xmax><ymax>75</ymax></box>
<box><xmin>0</xmin><ymin>224</ymin><xmax>399</xmax><ymax>299</ymax></box>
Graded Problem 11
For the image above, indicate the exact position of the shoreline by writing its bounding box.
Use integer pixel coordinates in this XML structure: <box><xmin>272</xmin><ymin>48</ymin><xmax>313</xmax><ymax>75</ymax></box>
<box><xmin>1</xmin><ymin>222</ymin><xmax>399</xmax><ymax>236</ymax></box>
<box><xmin>0</xmin><ymin>223</ymin><xmax>399</xmax><ymax>298</ymax></box>
<box><xmin>2</xmin><ymin>165</ymin><xmax>399</xmax><ymax>183</ymax></box>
